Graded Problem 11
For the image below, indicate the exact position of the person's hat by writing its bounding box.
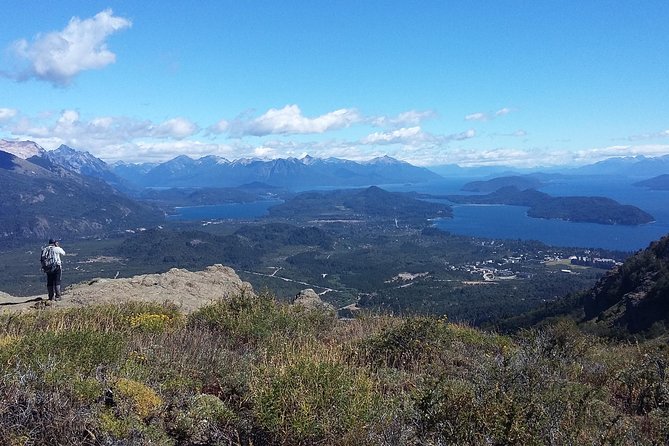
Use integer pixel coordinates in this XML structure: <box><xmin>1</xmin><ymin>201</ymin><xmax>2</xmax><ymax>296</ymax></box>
<box><xmin>48</xmin><ymin>238</ymin><xmax>58</xmax><ymax>244</ymax></box>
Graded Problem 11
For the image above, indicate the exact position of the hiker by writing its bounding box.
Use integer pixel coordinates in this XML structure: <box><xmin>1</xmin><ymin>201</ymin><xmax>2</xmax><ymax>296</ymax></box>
<box><xmin>42</xmin><ymin>238</ymin><xmax>66</xmax><ymax>301</ymax></box>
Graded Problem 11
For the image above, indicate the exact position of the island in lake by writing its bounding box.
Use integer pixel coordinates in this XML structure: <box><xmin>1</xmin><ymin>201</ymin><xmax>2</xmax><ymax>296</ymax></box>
<box><xmin>460</xmin><ymin>175</ymin><xmax>544</xmax><ymax>193</ymax></box>
<box><xmin>269</xmin><ymin>186</ymin><xmax>452</xmax><ymax>223</ymax></box>
<box><xmin>447</xmin><ymin>186</ymin><xmax>654</xmax><ymax>226</ymax></box>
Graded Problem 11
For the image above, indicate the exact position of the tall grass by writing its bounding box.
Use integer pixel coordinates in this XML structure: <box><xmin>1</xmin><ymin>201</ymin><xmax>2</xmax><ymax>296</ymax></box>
<box><xmin>0</xmin><ymin>295</ymin><xmax>667</xmax><ymax>445</ymax></box>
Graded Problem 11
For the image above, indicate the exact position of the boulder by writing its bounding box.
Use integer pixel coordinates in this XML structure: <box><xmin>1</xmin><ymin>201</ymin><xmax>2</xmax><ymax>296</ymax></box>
<box><xmin>292</xmin><ymin>288</ymin><xmax>335</xmax><ymax>313</ymax></box>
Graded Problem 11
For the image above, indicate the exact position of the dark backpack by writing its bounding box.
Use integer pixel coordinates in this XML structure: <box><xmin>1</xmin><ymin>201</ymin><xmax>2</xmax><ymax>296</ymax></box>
<box><xmin>40</xmin><ymin>245</ymin><xmax>58</xmax><ymax>273</ymax></box>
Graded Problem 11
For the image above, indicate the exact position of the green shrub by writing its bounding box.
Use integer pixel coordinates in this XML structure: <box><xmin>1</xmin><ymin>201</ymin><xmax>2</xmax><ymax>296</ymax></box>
<box><xmin>188</xmin><ymin>291</ymin><xmax>334</xmax><ymax>347</ymax></box>
<box><xmin>251</xmin><ymin>345</ymin><xmax>379</xmax><ymax>444</ymax></box>
<box><xmin>171</xmin><ymin>394</ymin><xmax>238</xmax><ymax>444</ymax></box>
<box><xmin>354</xmin><ymin>316</ymin><xmax>449</xmax><ymax>369</ymax></box>
<box><xmin>0</xmin><ymin>330</ymin><xmax>125</xmax><ymax>378</ymax></box>
<box><xmin>114</xmin><ymin>377</ymin><xmax>163</xmax><ymax>419</ymax></box>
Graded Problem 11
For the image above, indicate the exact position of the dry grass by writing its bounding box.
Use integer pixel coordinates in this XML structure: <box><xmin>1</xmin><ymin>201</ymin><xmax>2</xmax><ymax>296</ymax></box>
<box><xmin>0</xmin><ymin>296</ymin><xmax>667</xmax><ymax>445</ymax></box>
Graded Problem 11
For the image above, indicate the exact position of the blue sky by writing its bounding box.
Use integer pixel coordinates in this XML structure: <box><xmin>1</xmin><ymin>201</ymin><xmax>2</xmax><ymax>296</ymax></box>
<box><xmin>1</xmin><ymin>1</ymin><xmax>668</xmax><ymax>166</ymax></box>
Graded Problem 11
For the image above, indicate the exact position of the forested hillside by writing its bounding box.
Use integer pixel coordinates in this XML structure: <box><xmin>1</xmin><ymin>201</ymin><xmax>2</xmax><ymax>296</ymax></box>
<box><xmin>0</xmin><ymin>151</ymin><xmax>163</xmax><ymax>243</ymax></box>
<box><xmin>584</xmin><ymin>233</ymin><xmax>669</xmax><ymax>336</ymax></box>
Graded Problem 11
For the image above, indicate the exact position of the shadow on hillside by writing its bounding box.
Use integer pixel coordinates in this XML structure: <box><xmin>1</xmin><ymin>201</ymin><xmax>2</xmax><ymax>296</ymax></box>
<box><xmin>0</xmin><ymin>297</ymin><xmax>44</xmax><ymax>306</ymax></box>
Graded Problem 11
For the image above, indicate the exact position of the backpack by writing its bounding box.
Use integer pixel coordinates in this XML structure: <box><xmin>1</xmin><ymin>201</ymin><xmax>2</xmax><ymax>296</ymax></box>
<box><xmin>40</xmin><ymin>245</ymin><xmax>58</xmax><ymax>273</ymax></box>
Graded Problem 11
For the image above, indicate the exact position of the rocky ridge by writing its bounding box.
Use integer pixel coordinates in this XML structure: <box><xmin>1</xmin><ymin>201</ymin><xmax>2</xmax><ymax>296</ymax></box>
<box><xmin>1</xmin><ymin>264</ymin><xmax>253</xmax><ymax>313</ymax></box>
<box><xmin>0</xmin><ymin>264</ymin><xmax>337</xmax><ymax>315</ymax></box>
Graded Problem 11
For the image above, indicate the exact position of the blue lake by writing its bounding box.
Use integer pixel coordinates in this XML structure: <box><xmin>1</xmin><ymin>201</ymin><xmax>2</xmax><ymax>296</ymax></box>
<box><xmin>387</xmin><ymin>177</ymin><xmax>669</xmax><ymax>251</ymax></box>
<box><xmin>164</xmin><ymin>177</ymin><xmax>668</xmax><ymax>252</ymax></box>
<box><xmin>402</xmin><ymin>177</ymin><xmax>669</xmax><ymax>252</ymax></box>
<box><xmin>433</xmin><ymin>204</ymin><xmax>668</xmax><ymax>252</ymax></box>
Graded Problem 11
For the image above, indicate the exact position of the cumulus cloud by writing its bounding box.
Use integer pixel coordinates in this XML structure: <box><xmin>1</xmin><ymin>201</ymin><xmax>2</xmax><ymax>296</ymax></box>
<box><xmin>0</xmin><ymin>108</ymin><xmax>18</xmax><ymax>121</ymax></box>
<box><xmin>361</xmin><ymin>126</ymin><xmax>476</xmax><ymax>147</ymax></box>
<box><xmin>361</xmin><ymin>126</ymin><xmax>424</xmax><ymax>145</ymax></box>
<box><xmin>218</xmin><ymin>104</ymin><xmax>362</xmax><ymax>137</ymax></box>
<box><xmin>452</xmin><ymin>129</ymin><xmax>476</xmax><ymax>140</ymax></box>
<box><xmin>4</xmin><ymin>110</ymin><xmax>200</xmax><ymax>158</ymax></box>
<box><xmin>209</xmin><ymin>119</ymin><xmax>229</xmax><ymax>134</ymax></box>
<box><xmin>125</xmin><ymin>140</ymin><xmax>234</xmax><ymax>163</ymax></box>
<box><xmin>9</xmin><ymin>9</ymin><xmax>131</xmax><ymax>86</ymax></box>
<box><xmin>151</xmin><ymin>117</ymin><xmax>199</xmax><ymax>139</ymax></box>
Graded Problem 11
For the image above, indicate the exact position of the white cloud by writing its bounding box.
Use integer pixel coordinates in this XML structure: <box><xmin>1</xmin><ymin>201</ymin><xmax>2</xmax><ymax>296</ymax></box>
<box><xmin>627</xmin><ymin>129</ymin><xmax>669</xmax><ymax>141</ymax></box>
<box><xmin>465</xmin><ymin>107</ymin><xmax>514</xmax><ymax>122</ymax></box>
<box><xmin>362</xmin><ymin>126</ymin><xmax>476</xmax><ymax>147</ymax></box>
<box><xmin>209</xmin><ymin>119</ymin><xmax>229</xmax><ymax>134</ymax></box>
<box><xmin>465</xmin><ymin>112</ymin><xmax>488</xmax><ymax>122</ymax></box>
<box><xmin>4</xmin><ymin>110</ymin><xmax>200</xmax><ymax>158</ymax></box>
<box><xmin>223</xmin><ymin>104</ymin><xmax>362</xmax><ymax>136</ymax></box>
<box><xmin>152</xmin><ymin>117</ymin><xmax>199</xmax><ymax>139</ymax></box>
<box><xmin>124</xmin><ymin>140</ymin><xmax>234</xmax><ymax>163</ymax></box>
<box><xmin>10</xmin><ymin>9</ymin><xmax>131</xmax><ymax>86</ymax></box>
<box><xmin>495</xmin><ymin>107</ymin><xmax>512</xmax><ymax>117</ymax></box>
<box><xmin>452</xmin><ymin>129</ymin><xmax>476</xmax><ymax>140</ymax></box>
<box><xmin>0</xmin><ymin>108</ymin><xmax>18</xmax><ymax>121</ymax></box>
<box><xmin>253</xmin><ymin>146</ymin><xmax>277</xmax><ymax>158</ymax></box>
<box><xmin>362</xmin><ymin>126</ymin><xmax>424</xmax><ymax>145</ymax></box>
<box><xmin>371</xmin><ymin>110</ymin><xmax>436</xmax><ymax>128</ymax></box>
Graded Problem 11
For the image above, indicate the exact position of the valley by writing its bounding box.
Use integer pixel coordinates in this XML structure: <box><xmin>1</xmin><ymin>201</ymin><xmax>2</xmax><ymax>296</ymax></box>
<box><xmin>0</xmin><ymin>215</ymin><xmax>619</xmax><ymax>326</ymax></box>
<box><xmin>0</xmin><ymin>141</ymin><xmax>665</xmax><ymax>328</ymax></box>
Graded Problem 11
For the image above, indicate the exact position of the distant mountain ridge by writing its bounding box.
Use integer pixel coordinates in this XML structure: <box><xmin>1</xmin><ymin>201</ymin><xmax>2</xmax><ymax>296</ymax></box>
<box><xmin>39</xmin><ymin>145</ymin><xmax>128</xmax><ymax>189</ymax></box>
<box><xmin>0</xmin><ymin>139</ymin><xmax>443</xmax><ymax>191</ymax></box>
<box><xmin>573</xmin><ymin>154</ymin><xmax>669</xmax><ymax>178</ymax></box>
<box><xmin>111</xmin><ymin>153</ymin><xmax>443</xmax><ymax>188</ymax></box>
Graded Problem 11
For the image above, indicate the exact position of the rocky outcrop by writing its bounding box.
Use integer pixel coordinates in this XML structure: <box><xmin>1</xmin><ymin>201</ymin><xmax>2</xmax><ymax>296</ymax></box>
<box><xmin>292</xmin><ymin>288</ymin><xmax>336</xmax><ymax>313</ymax></box>
<box><xmin>0</xmin><ymin>264</ymin><xmax>254</xmax><ymax>313</ymax></box>
<box><xmin>65</xmin><ymin>264</ymin><xmax>254</xmax><ymax>312</ymax></box>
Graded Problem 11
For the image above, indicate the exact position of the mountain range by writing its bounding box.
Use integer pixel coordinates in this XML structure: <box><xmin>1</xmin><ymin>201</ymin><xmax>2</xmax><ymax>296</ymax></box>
<box><xmin>0</xmin><ymin>149</ymin><xmax>162</xmax><ymax>242</ymax></box>
<box><xmin>111</xmin><ymin>153</ymin><xmax>442</xmax><ymax>189</ymax></box>
<box><xmin>571</xmin><ymin>154</ymin><xmax>669</xmax><ymax>178</ymax></box>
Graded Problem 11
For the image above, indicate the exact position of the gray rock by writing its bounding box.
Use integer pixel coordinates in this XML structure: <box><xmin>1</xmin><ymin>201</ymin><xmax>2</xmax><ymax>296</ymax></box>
<box><xmin>292</xmin><ymin>288</ymin><xmax>335</xmax><ymax>313</ymax></box>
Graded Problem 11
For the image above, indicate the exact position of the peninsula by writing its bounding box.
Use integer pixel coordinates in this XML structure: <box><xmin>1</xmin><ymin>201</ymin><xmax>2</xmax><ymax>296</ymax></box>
<box><xmin>447</xmin><ymin>186</ymin><xmax>654</xmax><ymax>225</ymax></box>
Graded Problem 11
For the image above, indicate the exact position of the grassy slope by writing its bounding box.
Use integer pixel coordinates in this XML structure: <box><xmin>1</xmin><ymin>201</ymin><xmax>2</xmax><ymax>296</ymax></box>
<box><xmin>0</xmin><ymin>294</ymin><xmax>667</xmax><ymax>445</ymax></box>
